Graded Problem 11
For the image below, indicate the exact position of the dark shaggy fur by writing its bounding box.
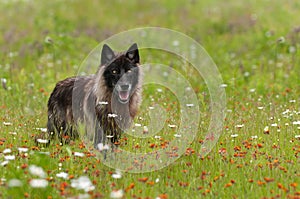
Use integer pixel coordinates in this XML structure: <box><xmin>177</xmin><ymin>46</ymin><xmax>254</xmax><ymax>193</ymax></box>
<box><xmin>46</xmin><ymin>43</ymin><xmax>142</xmax><ymax>149</ymax></box>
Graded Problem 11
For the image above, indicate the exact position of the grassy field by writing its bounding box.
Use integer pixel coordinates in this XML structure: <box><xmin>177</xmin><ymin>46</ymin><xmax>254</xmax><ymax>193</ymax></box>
<box><xmin>1</xmin><ymin>0</ymin><xmax>300</xmax><ymax>198</ymax></box>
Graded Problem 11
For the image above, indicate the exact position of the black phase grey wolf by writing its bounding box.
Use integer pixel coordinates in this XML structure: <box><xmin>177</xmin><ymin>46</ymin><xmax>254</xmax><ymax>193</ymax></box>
<box><xmin>46</xmin><ymin>43</ymin><xmax>142</xmax><ymax>149</ymax></box>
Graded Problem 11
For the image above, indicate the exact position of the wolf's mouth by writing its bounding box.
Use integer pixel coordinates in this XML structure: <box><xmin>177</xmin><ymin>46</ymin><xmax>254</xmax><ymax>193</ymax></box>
<box><xmin>115</xmin><ymin>84</ymin><xmax>132</xmax><ymax>104</ymax></box>
<box><xmin>118</xmin><ymin>90</ymin><xmax>130</xmax><ymax>103</ymax></box>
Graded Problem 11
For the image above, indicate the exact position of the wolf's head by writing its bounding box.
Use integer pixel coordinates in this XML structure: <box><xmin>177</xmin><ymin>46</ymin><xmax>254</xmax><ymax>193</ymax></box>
<box><xmin>100</xmin><ymin>43</ymin><xmax>140</xmax><ymax>104</ymax></box>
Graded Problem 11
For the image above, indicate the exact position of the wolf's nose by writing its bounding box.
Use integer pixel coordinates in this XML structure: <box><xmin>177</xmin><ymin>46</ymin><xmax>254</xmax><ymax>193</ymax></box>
<box><xmin>120</xmin><ymin>84</ymin><xmax>130</xmax><ymax>90</ymax></box>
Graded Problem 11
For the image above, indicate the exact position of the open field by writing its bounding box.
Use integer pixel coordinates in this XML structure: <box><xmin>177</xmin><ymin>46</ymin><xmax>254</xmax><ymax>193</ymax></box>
<box><xmin>0</xmin><ymin>0</ymin><xmax>300</xmax><ymax>198</ymax></box>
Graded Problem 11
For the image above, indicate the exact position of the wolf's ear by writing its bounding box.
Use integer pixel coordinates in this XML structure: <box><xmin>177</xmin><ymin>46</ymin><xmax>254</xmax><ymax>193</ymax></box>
<box><xmin>101</xmin><ymin>44</ymin><xmax>115</xmax><ymax>66</ymax></box>
<box><xmin>126</xmin><ymin>43</ymin><xmax>139</xmax><ymax>64</ymax></box>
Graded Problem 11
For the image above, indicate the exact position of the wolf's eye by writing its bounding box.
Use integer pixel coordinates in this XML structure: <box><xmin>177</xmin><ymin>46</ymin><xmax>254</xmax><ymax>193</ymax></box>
<box><xmin>112</xmin><ymin>69</ymin><xmax>117</xmax><ymax>74</ymax></box>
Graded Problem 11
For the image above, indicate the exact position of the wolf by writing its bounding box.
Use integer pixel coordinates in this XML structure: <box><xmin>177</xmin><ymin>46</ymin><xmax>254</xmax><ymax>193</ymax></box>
<box><xmin>46</xmin><ymin>43</ymin><xmax>142</xmax><ymax>149</ymax></box>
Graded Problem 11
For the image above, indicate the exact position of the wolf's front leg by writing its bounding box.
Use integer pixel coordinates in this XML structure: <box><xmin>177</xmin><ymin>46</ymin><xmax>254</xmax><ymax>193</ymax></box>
<box><xmin>94</xmin><ymin>124</ymin><xmax>109</xmax><ymax>159</ymax></box>
<box><xmin>94</xmin><ymin>124</ymin><xmax>104</xmax><ymax>149</ymax></box>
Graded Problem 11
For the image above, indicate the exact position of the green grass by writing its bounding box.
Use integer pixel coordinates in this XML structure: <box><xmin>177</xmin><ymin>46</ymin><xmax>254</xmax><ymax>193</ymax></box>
<box><xmin>0</xmin><ymin>0</ymin><xmax>300</xmax><ymax>198</ymax></box>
